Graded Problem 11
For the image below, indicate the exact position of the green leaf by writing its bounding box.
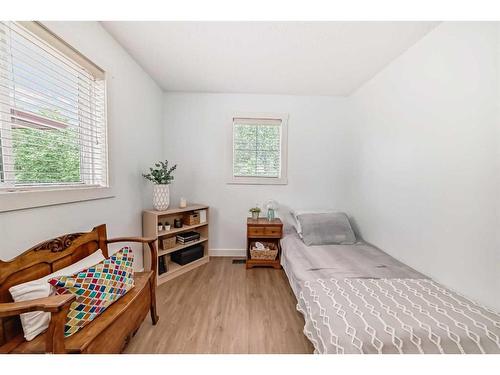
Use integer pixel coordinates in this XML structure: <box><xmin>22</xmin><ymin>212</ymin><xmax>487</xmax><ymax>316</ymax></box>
<box><xmin>142</xmin><ymin>160</ymin><xmax>177</xmax><ymax>184</ymax></box>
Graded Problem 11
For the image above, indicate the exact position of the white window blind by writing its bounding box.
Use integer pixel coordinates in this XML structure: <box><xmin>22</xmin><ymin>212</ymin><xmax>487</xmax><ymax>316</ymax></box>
<box><xmin>0</xmin><ymin>21</ymin><xmax>107</xmax><ymax>190</ymax></box>
<box><xmin>230</xmin><ymin>115</ymin><xmax>288</xmax><ymax>184</ymax></box>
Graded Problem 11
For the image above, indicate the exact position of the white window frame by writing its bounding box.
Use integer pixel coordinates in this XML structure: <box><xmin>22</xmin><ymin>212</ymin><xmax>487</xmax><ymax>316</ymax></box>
<box><xmin>227</xmin><ymin>112</ymin><xmax>288</xmax><ymax>185</ymax></box>
<box><xmin>0</xmin><ymin>22</ymin><xmax>113</xmax><ymax>212</ymax></box>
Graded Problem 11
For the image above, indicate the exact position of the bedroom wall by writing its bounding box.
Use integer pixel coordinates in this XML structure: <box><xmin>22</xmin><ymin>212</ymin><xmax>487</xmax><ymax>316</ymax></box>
<box><xmin>0</xmin><ymin>22</ymin><xmax>164</xmax><ymax>270</ymax></box>
<box><xmin>162</xmin><ymin>93</ymin><xmax>354</xmax><ymax>255</ymax></box>
<box><xmin>348</xmin><ymin>22</ymin><xmax>500</xmax><ymax>310</ymax></box>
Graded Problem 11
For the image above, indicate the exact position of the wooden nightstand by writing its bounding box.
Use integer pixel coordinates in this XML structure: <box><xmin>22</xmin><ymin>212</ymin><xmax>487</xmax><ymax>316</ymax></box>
<box><xmin>246</xmin><ymin>217</ymin><xmax>283</xmax><ymax>269</ymax></box>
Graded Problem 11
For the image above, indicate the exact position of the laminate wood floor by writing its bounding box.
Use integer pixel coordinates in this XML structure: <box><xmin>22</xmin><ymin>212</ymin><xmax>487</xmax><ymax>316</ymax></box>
<box><xmin>125</xmin><ymin>257</ymin><xmax>314</xmax><ymax>354</ymax></box>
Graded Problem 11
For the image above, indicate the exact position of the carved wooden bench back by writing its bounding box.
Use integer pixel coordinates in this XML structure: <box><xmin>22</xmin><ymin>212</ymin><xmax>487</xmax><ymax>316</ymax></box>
<box><xmin>0</xmin><ymin>224</ymin><xmax>109</xmax><ymax>346</ymax></box>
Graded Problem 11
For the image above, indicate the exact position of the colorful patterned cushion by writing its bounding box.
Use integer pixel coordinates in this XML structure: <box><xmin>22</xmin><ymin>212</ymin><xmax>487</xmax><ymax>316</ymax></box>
<box><xmin>48</xmin><ymin>247</ymin><xmax>135</xmax><ymax>337</ymax></box>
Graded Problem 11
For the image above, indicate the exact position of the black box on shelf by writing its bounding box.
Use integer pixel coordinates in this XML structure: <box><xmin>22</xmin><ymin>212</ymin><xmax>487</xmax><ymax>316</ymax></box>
<box><xmin>171</xmin><ymin>244</ymin><xmax>204</xmax><ymax>266</ymax></box>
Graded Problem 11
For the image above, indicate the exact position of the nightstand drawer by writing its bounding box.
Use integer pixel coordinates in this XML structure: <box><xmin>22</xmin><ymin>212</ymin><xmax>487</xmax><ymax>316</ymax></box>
<box><xmin>248</xmin><ymin>227</ymin><xmax>265</xmax><ymax>236</ymax></box>
<box><xmin>264</xmin><ymin>227</ymin><xmax>282</xmax><ymax>237</ymax></box>
<box><xmin>248</xmin><ymin>226</ymin><xmax>282</xmax><ymax>237</ymax></box>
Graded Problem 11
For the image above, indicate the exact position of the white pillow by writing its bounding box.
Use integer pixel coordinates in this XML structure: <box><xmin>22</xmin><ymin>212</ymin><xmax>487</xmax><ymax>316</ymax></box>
<box><xmin>290</xmin><ymin>209</ymin><xmax>337</xmax><ymax>236</ymax></box>
<box><xmin>9</xmin><ymin>249</ymin><xmax>105</xmax><ymax>341</ymax></box>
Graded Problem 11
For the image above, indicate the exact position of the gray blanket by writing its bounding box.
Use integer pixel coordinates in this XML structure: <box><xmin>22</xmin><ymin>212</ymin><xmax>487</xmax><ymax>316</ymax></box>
<box><xmin>281</xmin><ymin>232</ymin><xmax>425</xmax><ymax>284</ymax></box>
<box><xmin>280</xmin><ymin>233</ymin><xmax>500</xmax><ymax>354</ymax></box>
<box><xmin>298</xmin><ymin>278</ymin><xmax>500</xmax><ymax>354</ymax></box>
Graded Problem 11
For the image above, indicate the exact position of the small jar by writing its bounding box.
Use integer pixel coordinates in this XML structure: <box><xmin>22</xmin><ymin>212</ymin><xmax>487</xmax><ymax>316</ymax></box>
<box><xmin>158</xmin><ymin>223</ymin><xmax>164</xmax><ymax>232</ymax></box>
<box><xmin>174</xmin><ymin>218</ymin><xmax>183</xmax><ymax>228</ymax></box>
<box><xmin>164</xmin><ymin>223</ymin><xmax>171</xmax><ymax>231</ymax></box>
<box><xmin>179</xmin><ymin>197</ymin><xmax>187</xmax><ymax>208</ymax></box>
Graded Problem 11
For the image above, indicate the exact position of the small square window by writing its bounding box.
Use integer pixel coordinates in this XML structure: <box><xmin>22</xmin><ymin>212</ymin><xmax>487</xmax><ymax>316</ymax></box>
<box><xmin>228</xmin><ymin>113</ymin><xmax>288</xmax><ymax>185</ymax></box>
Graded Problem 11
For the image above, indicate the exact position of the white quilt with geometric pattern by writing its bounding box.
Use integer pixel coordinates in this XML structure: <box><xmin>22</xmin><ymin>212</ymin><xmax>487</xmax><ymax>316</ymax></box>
<box><xmin>297</xmin><ymin>278</ymin><xmax>500</xmax><ymax>354</ymax></box>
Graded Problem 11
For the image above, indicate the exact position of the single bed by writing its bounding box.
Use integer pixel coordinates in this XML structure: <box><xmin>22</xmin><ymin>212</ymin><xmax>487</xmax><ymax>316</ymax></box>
<box><xmin>280</xmin><ymin>229</ymin><xmax>500</xmax><ymax>354</ymax></box>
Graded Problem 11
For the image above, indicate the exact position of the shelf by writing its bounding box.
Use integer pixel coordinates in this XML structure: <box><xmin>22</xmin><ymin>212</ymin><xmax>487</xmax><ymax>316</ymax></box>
<box><xmin>143</xmin><ymin>204</ymin><xmax>210</xmax><ymax>286</ymax></box>
<box><xmin>158</xmin><ymin>222</ymin><xmax>208</xmax><ymax>237</ymax></box>
<box><xmin>158</xmin><ymin>237</ymin><xmax>208</xmax><ymax>256</ymax></box>
<box><xmin>144</xmin><ymin>204</ymin><xmax>208</xmax><ymax>216</ymax></box>
<box><xmin>246</xmin><ymin>257</ymin><xmax>281</xmax><ymax>269</ymax></box>
<box><xmin>157</xmin><ymin>255</ymin><xmax>210</xmax><ymax>285</ymax></box>
<box><xmin>163</xmin><ymin>260</ymin><xmax>184</xmax><ymax>274</ymax></box>
<box><xmin>246</xmin><ymin>258</ymin><xmax>280</xmax><ymax>264</ymax></box>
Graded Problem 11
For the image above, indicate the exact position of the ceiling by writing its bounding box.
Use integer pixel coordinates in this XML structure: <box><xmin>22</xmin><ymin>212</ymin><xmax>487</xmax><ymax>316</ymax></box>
<box><xmin>102</xmin><ymin>21</ymin><xmax>439</xmax><ymax>96</ymax></box>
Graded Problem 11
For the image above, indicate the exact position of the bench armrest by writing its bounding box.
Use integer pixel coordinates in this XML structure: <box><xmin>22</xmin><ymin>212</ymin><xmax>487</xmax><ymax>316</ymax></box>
<box><xmin>0</xmin><ymin>294</ymin><xmax>75</xmax><ymax>318</ymax></box>
<box><xmin>107</xmin><ymin>236</ymin><xmax>156</xmax><ymax>244</ymax></box>
<box><xmin>106</xmin><ymin>236</ymin><xmax>158</xmax><ymax>281</ymax></box>
<box><xmin>0</xmin><ymin>294</ymin><xmax>74</xmax><ymax>354</ymax></box>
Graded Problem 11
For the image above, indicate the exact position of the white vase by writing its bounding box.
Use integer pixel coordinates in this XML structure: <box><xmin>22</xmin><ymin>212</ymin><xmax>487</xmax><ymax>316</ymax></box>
<box><xmin>152</xmin><ymin>184</ymin><xmax>170</xmax><ymax>211</ymax></box>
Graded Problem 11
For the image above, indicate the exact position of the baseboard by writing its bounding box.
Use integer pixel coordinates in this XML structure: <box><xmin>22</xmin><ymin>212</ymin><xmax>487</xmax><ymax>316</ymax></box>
<box><xmin>209</xmin><ymin>248</ymin><xmax>246</xmax><ymax>257</ymax></box>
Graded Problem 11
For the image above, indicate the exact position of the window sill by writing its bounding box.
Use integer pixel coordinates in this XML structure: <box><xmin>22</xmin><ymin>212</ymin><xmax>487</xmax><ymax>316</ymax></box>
<box><xmin>0</xmin><ymin>186</ymin><xmax>114</xmax><ymax>212</ymax></box>
<box><xmin>227</xmin><ymin>177</ymin><xmax>288</xmax><ymax>185</ymax></box>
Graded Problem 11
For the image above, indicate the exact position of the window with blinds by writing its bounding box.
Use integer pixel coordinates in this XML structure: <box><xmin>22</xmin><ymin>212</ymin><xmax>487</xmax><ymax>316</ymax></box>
<box><xmin>230</xmin><ymin>115</ymin><xmax>288</xmax><ymax>184</ymax></box>
<box><xmin>0</xmin><ymin>21</ymin><xmax>107</xmax><ymax>191</ymax></box>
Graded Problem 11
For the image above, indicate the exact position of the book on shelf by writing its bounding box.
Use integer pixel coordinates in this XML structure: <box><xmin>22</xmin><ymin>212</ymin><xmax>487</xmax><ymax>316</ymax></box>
<box><xmin>177</xmin><ymin>235</ymin><xmax>200</xmax><ymax>241</ymax></box>
<box><xmin>177</xmin><ymin>238</ymin><xmax>200</xmax><ymax>244</ymax></box>
<box><xmin>176</xmin><ymin>231</ymin><xmax>200</xmax><ymax>243</ymax></box>
<box><xmin>177</xmin><ymin>230</ymin><xmax>200</xmax><ymax>238</ymax></box>
<box><xmin>158</xmin><ymin>255</ymin><xmax>167</xmax><ymax>275</ymax></box>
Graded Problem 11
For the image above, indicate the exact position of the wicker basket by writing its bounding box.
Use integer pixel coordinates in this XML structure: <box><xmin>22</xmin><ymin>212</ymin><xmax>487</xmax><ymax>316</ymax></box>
<box><xmin>250</xmin><ymin>242</ymin><xmax>278</xmax><ymax>261</ymax></box>
<box><xmin>183</xmin><ymin>212</ymin><xmax>200</xmax><ymax>226</ymax></box>
<box><xmin>162</xmin><ymin>236</ymin><xmax>177</xmax><ymax>250</ymax></box>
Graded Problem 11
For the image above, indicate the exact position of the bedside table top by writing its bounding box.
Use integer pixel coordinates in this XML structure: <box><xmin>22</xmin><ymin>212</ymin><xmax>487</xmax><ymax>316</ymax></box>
<box><xmin>247</xmin><ymin>217</ymin><xmax>283</xmax><ymax>226</ymax></box>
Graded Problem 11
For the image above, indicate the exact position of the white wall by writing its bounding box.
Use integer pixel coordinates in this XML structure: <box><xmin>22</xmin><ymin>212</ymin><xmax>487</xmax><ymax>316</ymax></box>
<box><xmin>0</xmin><ymin>22</ymin><xmax>164</xmax><ymax>270</ymax></box>
<box><xmin>349</xmin><ymin>22</ymin><xmax>500</xmax><ymax>310</ymax></box>
<box><xmin>163</xmin><ymin>93</ymin><xmax>354</xmax><ymax>253</ymax></box>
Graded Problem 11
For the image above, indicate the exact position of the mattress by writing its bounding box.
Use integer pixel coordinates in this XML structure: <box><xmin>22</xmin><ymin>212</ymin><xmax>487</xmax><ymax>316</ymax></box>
<box><xmin>280</xmin><ymin>232</ymin><xmax>500</xmax><ymax>354</ymax></box>
<box><xmin>281</xmin><ymin>231</ymin><xmax>425</xmax><ymax>296</ymax></box>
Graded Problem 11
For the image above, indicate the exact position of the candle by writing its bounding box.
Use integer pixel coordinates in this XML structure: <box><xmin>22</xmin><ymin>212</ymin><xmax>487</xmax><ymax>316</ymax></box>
<box><xmin>180</xmin><ymin>197</ymin><xmax>187</xmax><ymax>208</ymax></box>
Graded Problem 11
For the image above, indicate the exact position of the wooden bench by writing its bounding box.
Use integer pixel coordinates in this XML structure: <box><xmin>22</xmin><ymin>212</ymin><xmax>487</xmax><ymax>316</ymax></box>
<box><xmin>0</xmin><ymin>224</ymin><xmax>159</xmax><ymax>354</ymax></box>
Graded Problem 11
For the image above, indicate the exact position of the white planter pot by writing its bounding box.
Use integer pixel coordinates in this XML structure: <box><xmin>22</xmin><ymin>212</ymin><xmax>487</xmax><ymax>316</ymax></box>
<box><xmin>152</xmin><ymin>184</ymin><xmax>170</xmax><ymax>211</ymax></box>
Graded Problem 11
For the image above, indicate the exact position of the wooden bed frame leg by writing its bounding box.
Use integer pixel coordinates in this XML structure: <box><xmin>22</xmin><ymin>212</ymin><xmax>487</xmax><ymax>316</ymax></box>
<box><xmin>149</xmin><ymin>275</ymin><xmax>159</xmax><ymax>325</ymax></box>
